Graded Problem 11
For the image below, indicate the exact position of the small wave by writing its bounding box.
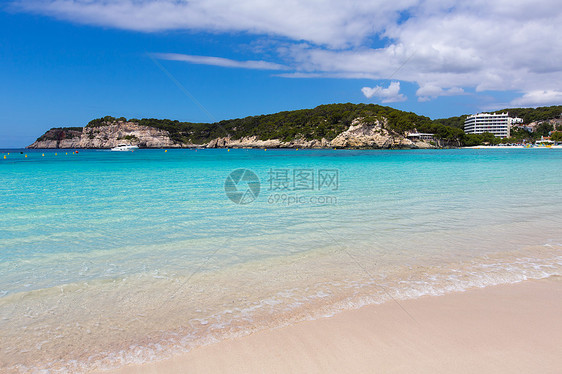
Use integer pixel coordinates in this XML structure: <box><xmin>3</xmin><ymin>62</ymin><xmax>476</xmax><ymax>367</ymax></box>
<box><xmin>2</xmin><ymin>245</ymin><xmax>560</xmax><ymax>373</ymax></box>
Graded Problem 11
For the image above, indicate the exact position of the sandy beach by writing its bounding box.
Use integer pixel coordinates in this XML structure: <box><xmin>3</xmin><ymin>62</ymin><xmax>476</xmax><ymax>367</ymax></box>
<box><xmin>106</xmin><ymin>276</ymin><xmax>562</xmax><ymax>374</ymax></box>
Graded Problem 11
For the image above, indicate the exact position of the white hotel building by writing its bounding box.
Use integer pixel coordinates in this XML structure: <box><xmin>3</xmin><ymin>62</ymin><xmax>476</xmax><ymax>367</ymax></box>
<box><xmin>464</xmin><ymin>113</ymin><xmax>523</xmax><ymax>138</ymax></box>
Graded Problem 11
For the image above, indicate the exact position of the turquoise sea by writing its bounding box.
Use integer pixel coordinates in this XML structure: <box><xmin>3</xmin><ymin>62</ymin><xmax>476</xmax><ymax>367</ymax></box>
<box><xmin>1</xmin><ymin>148</ymin><xmax>561</xmax><ymax>372</ymax></box>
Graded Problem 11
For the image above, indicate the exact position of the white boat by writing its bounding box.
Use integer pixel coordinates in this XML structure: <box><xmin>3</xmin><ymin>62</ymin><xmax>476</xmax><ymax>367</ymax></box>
<box><xmin>111</xmin><ymin>144</ymin><xmax>139</xmax><ymax>151</ymax></box>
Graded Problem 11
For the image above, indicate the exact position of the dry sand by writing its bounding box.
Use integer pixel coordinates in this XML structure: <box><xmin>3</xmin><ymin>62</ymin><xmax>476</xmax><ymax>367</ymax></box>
<box><xmin>107</xmin><ymin>277</ymin><xmax>562</xmax><ymax>374</ymax></box>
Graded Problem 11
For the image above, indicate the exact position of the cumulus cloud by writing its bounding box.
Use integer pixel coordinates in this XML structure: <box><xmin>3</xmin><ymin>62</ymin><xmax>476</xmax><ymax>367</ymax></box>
<box><xmin>11</xmin><ymin>0</ymin><xmax>562</xmax><ymax>107</ymax></box>
<box><xmin>416</xmin><ymin>85</ymin><xmax>465</xmax><ymax>102</ymax></box>
<box><xmin>361</xmin><ymin>82</ymin><xmax>406</xmax><ymax>103</ymax></box>
<box><xmin>510</xmin><ymin>90</ymin><xmax>562</xmax><ymax>107</ymax></box>
<box><xmin>154</xmin><ymin>53</ymin><xmax>287</xmax><ymax>70</ymax></box>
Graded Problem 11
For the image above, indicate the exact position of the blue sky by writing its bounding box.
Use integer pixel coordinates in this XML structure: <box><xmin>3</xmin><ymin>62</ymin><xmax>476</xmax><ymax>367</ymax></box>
<box><xmin>1</xmin><ymin>0</ymin><xmax>561</xmax><ymax>148</ymax></box>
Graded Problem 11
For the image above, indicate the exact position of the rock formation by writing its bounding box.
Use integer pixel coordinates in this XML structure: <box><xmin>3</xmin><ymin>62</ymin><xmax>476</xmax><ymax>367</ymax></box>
<box><xmin>28</xmin><ymin>118</ymin><xmax>437</xmax><ymax>149</ymax></box>
<box><xmin>29</xmin><ymin>122</ymin><xmax>188</xmax><ymax>149</ymax></box>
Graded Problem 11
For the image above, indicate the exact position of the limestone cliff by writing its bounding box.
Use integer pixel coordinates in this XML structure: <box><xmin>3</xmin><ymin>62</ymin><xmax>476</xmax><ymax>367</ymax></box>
<box><xmin>330</xmin><ymin>118</ymin><xmax>431</xmax><ymax>149</ymax></box>
<box><xmin>205</xmin><ymin>136</ymin><xmax>330</xmax><ymax>149</ymax></box>
<box><xmin>29</xmin><ymin>118</ymin><xmax>437</xmax><ymax>149</ymax></box>
<box><xmin>79</xmin><ymin>122</ymin><xmax>186</xmax><ymax>148</ymax></box>
<box><xmin>28</xmin><ymin>127</ymin><xmax>83</xmax><ymax>149</ymax></box>
<box><xmin>204</xmin><ymin>119</ymin><xmax>432</xmax><ymax>149</ymax></box>
<box><xmin>28</xmin><ymin>122</ymin><xmax>188</xmax><ymax>149</ymax></box>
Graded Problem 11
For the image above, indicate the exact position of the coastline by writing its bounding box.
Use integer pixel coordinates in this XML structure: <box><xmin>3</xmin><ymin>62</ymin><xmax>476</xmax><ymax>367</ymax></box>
<box><xmin>463</xmin><ymin>145</ymin><xmax>562</xmax><ymax>149</ymax></box>
<box><xmin>106</xmin><ymin>277</ymin><xmax>562</xmax><ymax>374</ymax></box>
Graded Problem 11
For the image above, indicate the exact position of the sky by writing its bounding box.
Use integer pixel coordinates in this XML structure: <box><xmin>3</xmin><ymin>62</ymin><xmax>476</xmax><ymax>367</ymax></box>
<box><xmin>1</xmin><ymin>0</ymin><xmax>562</xmax><ymax>147</ymax></box>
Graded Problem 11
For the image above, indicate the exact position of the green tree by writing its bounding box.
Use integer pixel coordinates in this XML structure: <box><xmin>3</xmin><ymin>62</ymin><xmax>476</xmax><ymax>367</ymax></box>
<box><xmin>551</xmin><ymin>131</ymin><xmax>562</xmax><ymax>142</ymax></box>
<box><xmin>534</xmin><ymin>122</ymin><xmax>554</xmax><ymax>138</ymax></box>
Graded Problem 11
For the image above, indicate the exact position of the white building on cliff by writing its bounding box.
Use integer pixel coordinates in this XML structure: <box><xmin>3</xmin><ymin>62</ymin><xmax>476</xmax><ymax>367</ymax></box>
<box><xmin>464</xmin><ymin>113</ymin><xmax>523</xmax><ymax>138</ymax></box>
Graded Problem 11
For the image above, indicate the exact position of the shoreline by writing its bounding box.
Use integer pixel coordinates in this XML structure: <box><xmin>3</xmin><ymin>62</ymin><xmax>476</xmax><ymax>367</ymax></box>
<box><xmin>4</xmin><ymin>243</ymin><xmax>560</xmax><ymax>373</ymax></box>
<box><xmin>5</xmin><ymin>145</ymin><xmax>562</xmax><ymax>151</ymax></box>
<box><xmin>463</xmin><ymin>145</ymin><xmax>562</xmax><ymax>149</ymax></box>
<box><xmin>105</xmin><ymin>276</ymin><xmax>562</xmax><ymax>374</ymax></box>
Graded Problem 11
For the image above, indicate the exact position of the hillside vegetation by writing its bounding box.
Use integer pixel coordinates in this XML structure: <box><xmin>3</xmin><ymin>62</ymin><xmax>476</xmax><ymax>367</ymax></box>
<box><xmin>86</xmin><ymin>103</ymin><xmax>465</xmax><ymax>144</ymax></box>
<box><xmin>493</xmin><ymin>105</ymin><xmax>562</xmax><ymax>123</ymax></box>
<box><xmin>46</xmin><ymin>103</ymin><xmax>561</xmax><ymax>147</ymax></box>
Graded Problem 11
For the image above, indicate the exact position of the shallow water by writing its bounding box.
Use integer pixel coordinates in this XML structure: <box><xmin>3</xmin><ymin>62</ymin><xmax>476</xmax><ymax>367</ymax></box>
<box><xmin>1</xmin><ymin>148</ymin><xmax>561</xmax><ymax>372</ymax></box>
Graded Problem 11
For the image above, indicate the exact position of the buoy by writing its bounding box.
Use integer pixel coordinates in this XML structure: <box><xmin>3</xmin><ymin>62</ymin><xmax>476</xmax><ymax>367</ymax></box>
<box><xmin>227</xmin><ymin>149</ymin><xmax>230</xmax><ymax>152</ymax></box>
<box><xmin>296</xmin><ymin>148</ymin><xmax>299</xmax><ymax>151</ymax></box>
<box><xmin>3</xmin><ymin>155</ymin><xmax>6</xmax><ymax>159</ymax></box>
<box><xmin>165</xmin><ymin>149</ymin><xmax>168</xmax><ymax>153</ymax></box>
<box><xmin>264</xmin><ymin>148</ymin><xmax>267</xmax><ymax>151</ymax></box>
<box><xmin>25</xmin><ymin>154</ymin><xmax>27</xmax><ymax>158</ymax></box>
<box><xmin>42</xmin><ymin>153</ymin><xmax>44</xmax><ymax>157</ymax></box>
<box><xmin>66</xmin><ymin>152</ymin><xmax>68</xmax><ymax>155</ymax></box>
<box><xmin>55</xmin><ymin>153</ymin><xmax>57</xmax><ymax>156</ymax></box>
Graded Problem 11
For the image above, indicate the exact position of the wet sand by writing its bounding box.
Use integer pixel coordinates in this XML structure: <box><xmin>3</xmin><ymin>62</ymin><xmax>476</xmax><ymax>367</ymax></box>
<box><xmin>107</xmin><ymin>277</ymin><xmax>562</xmax><ymax>374</ymax></box>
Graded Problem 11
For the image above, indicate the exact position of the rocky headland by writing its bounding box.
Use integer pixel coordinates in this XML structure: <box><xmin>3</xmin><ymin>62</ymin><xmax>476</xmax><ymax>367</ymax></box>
<box><xmin>29</xmin><ymin>118</ymin><xmax>438</xmax><ymax>149</ymax></box>
<box><xmin>24</xmin><ymin>103</ymin><xmax>562</xmax><ymax>149</ymax></box>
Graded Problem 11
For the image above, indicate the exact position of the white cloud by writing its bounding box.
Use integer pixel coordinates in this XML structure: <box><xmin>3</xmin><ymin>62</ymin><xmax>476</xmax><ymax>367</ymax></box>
<box><xmin>11</xmin><ymin>0</ymin><xmax>562</xmax><ymax>106</ymax></box>
<box><xmin>416</xmin><ymin>85</ymin><xmax>464</xmax><ymax>102</ymax></box>
<box><xmin>361</xmin><ymin>82</ymin><xmax>406</xmax><ymax>103</ymax></box>
<box><xmin>12</xmin><ymin>0</ymin><xmax>416</xmax><ymax>48</ymax></box>
<box><xmin>510</xmin><ymin>90</ymin><xmax>562</xmax><ymax>107</ymax></box>
<box><xmin>154</xmin><ymin>53</ymin><xmax>287</xmax><ymax>70</ymax></box>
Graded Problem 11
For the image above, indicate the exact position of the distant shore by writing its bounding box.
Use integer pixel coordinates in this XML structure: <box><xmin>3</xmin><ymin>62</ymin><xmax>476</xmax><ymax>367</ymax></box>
<box><xmin>464</xmin><ymin>145</ymin><xmax>562</xmax><ymax>149</ymax></box>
